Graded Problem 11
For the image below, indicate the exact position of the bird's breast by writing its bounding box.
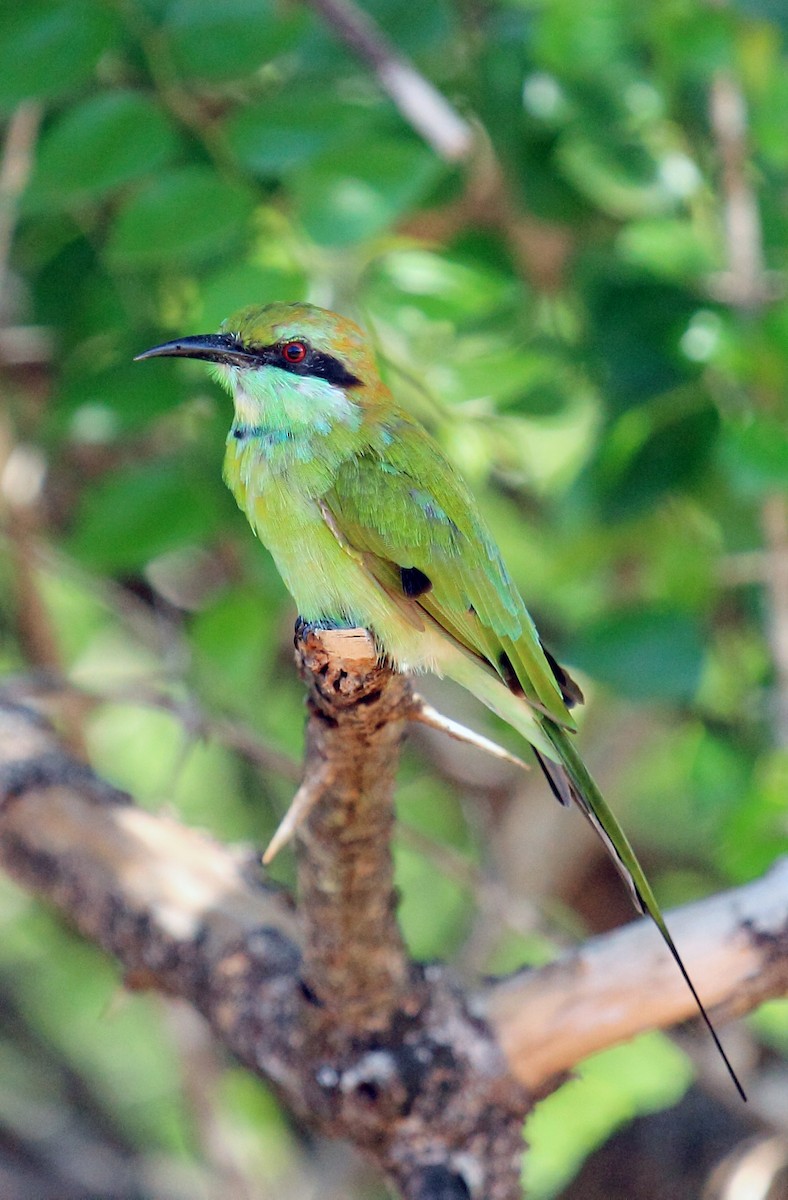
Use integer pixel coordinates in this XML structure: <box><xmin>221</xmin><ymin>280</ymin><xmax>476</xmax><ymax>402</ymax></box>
<box><xmin>221</xmin><ymin>427</ymin><xmax>454</xmax><ymax>670</ymax></box>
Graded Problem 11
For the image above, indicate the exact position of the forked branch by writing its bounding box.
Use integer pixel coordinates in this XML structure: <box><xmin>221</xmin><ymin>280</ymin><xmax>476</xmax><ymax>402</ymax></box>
<box><xmin>0</xmin><ymin>631</ymin><xmax>786</xmax><ymax>1198</ymax></box>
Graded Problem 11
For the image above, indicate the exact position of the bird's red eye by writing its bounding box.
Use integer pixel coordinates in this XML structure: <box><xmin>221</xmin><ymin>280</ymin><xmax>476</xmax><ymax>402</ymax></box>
<box><xmin>282</xmin><ymin>341</ymin><xmax>307</xmax><ymax>364</ymax></box>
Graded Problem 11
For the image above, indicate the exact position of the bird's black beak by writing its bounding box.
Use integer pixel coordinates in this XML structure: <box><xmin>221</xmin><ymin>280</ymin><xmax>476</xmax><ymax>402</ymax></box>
<box><xmin>134</xmin><ymin>333</ymin><xmax>259</xmax><ymax>368</ymax></box>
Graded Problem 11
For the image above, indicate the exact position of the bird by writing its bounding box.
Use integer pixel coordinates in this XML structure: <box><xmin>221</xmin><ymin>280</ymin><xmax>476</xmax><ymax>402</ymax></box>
<box><xmin>136</xmin><ymin>300</ymin><xmax>744</xmax><ymax>1099</ymax></box>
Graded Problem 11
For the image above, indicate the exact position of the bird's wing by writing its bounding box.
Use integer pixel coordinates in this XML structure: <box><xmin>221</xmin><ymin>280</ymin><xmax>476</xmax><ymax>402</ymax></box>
<box><xmin>321</xmin><ymin>426</ymin><xmax>574</xmax><ymax>727</ymax></box>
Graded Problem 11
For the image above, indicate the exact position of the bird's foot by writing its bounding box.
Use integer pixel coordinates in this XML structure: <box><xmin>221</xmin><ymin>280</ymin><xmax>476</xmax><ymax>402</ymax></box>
<box><xmin>294</xmin><ymin>615</ymin><xmax>360</xmax><ymax>641</ymax></box>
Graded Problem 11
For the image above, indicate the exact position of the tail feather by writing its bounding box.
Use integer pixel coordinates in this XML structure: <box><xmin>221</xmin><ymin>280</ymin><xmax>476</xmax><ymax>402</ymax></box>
<box><xmin>533</xmin><ymin>748</ymin><xmax>646</xmax><ymax>912</ymax></box>
<box><xmin>540</xmin><ymin>642</ymin><xmax>584</xmax><ymax>709</ymax></box>
<box><xmin>543</xmin><ymin>721</ymin><xmax>746</xmax><ymax>1102</ymax></box>
<box><xmin>443</xmin><ymin>641</ymin><xmax>746</xmax><ymax>1100</ymax></box>
<box><xmin>532</xmin><ymin>749</ymin><xmax>572</xmax><ymax>808</ymax></box>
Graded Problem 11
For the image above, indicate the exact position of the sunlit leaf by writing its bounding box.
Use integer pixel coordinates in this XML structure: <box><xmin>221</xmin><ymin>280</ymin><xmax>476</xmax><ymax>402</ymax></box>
<box><xmin>525</xmin><ymin>1034</ymin><xmax>692</xmax><ymax>1198</ymax></box>
<box><xmin>719</xmin><ymin>415</ymin><xmax>788</xmax><ymax>495</ymax></box>
<box><xmin>291</xmin><ymin>137</ymin><xmax>444</xmax><ymax>245</ymax></box>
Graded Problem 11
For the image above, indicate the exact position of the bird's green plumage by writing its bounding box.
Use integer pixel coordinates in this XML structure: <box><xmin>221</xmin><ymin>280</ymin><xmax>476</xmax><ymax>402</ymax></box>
<box><xmin>136</xmin><ymin>300</ymin><xmax>744</xmax><ymax>1098</ymax></box>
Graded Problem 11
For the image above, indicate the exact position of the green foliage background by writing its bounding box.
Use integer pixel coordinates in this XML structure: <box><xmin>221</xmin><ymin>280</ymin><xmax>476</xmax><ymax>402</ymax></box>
<box><xmin>0</xmin><ymin>0</ymin><xmax>786</xmax><ymax>1195</ymax></box>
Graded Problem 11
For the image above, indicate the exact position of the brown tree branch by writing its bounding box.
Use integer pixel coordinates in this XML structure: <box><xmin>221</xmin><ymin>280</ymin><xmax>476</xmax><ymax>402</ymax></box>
<box><xmin>708</xmin><ymin>71</ymin><xmax>770</xmax><ymax>310</ymax></box>
<box><xmin>1</xmin><ymin>633</ymin><xmax>786</xmax><ymax>1196</ymax></box>
<box><xmin>708</xmin><ymin>56</ymin><xmax>788</xmax><ymax>747</ymax></box>
<box><xmin>762</xmin><ymin>495</ymin><xmax>788</xmax><ymax>746</ymax></box>
<box><xmin>292</xmin><ymin>628</ymin><xmax>415</xmax><ymax>1028</ymax></box>
<box><xmin>486</xmin><ymin>858</ymin><xmax>788</xmax><ymax>1092</ymax></box>
<box><xmin>0</xmin><ymin>632</ymin><xmax>528</xmax><ymax>1200</ymax></box>
<box><xmin>0</xmin><ymin>105</ymin><xmax>89</xmax><ymax>756</ymax></box>
<box><xmin>0</xmin><ymin>102</ymin><xmax>41</xmax><ymax>300</ymax></box>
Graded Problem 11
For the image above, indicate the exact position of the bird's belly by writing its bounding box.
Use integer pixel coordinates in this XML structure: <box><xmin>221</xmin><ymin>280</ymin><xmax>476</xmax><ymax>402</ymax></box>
<box><xmin>246</xmin><ymin>487</ymin><xmax>444</xmax><ymax>673</ymax></box>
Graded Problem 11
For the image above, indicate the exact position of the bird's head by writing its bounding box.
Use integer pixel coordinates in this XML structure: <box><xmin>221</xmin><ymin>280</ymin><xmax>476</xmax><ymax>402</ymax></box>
<box><xmin>135</xmin><ymin>302</ymin><xmax>379</xmax><ymax>395</ymax></box>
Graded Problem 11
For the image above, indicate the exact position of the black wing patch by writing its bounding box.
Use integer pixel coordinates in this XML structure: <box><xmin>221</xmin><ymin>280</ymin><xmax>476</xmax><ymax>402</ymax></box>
<box><xmin>541</xmin><ymin>643</ymin><xmax>584</xmax><ymax>708</ymax></box>
<box><xmin>400</xmin><ymin>566</ymin><xmax>432</xmax><ymax>598</ymax></box>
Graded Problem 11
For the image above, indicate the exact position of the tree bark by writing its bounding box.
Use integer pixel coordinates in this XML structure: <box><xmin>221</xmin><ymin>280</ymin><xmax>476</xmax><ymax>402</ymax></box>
<box><xmin>0</xmin><ymin>630</ymin><xmax>785</xmax><ymax>1197</ymax></box>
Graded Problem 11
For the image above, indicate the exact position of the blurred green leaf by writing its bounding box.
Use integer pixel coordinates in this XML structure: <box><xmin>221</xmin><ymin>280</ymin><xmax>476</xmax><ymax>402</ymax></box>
<box><xmin>28</xmin><ymin>92</ymin><xmax>178</xmax><ymax>208</ymax></box>
<box><xmin>394</xmin><ymin>842</ymin><xmax>470</xmax><ymax>959</ymax></box>
<box><xmin>70</xmin><ymin>459</ymin><xmax>224</xmax><ymax>572</ymax></box>
<box><xmin>220</xmin><ymin>1070</ymin><xmax>296</xmax><ymax>1176</ymax></box>
<box><xmin>55</xmin><ymin>359</ymin><xmax>192</xmax><ymax>438</ymax></box>
<box><xmin>617</xmin><ymin>218</ymin><xmax>719</xmax><ymax>280</ymax></box>
<box><xmin>750</xmin><ymin>1000</ymin><xmax>788</xmax><ymax>1057</ymax></box>
<box><xmin>651</xmin><ymin>5</ymin><xmax>736</xmax><ymax>80</ymax></box>
<box><xmin>719</xmin><ymin>749</ymin><xmax>788</xmax><ymax>881</ymax></box>
<box><xmin>0</xmin><ymin>907</ymin><xmax>192</xmax><ymax>1152</ymax></box>
<box><xmin>294</xmin><ymin>0</ymin><xmax>455</xmax><ymax>72</ymax></box>
<box><xmin>585</xmin><ymin>274</ymin><xmax>699</xmax><ymax>410</ymax></box>
<box><xmin>0</xmin><ymin>1</ymin><xmax>119</xmax><ymax>108</ymax></box>
<box><xmin>164</xmin><ymin>0</ymin><xmax>303</xmax><ymax>80</ymax></box>
<box><xmin>719</xmin><ymin>415</ymin><xmax>788</xmax><ymax>495</ymax></box>
<box><xmin>27</xmin><ymin>234</ymin><xmax>120</xmax><ymax>340</ymax></box>
<box><xmin>198</xmin><ymin>262</ymin><xmax>307</xmax><ymax>329</ymax></box>
<box><xmin>191</xmin><ymin>587</ymin><xmax>280</xmax><ymax>713</ymax></box>
<box><xmin>90</xmin><ymin>702</ymin><xmax>258</xmax><ymax>839</ymax></box>
<box><xmin>735</xmin><ymin>0</ymin><xmax>788</xmax><ymax>33</ymax></box>
<box><xmin>534</xmin><ymin>0</ymin><xmax>631</xmax><ymax>76</ymax></box>
<box><xmin>107</xmin><ymin>168</ymin><xmax>255</xmax><ymax>266</ymax></box>
<box><xmin>441</xmin><ymin>340</ymin><xmax>575</xmax><ymax>415</ymax></box>
<box><xmin>569</xmin><ymin>607</ymin><xmax>706</xmax><ymax>700</ymax></box>
<box><xmin>363</xmin><ymin>0</ymin><xmax>456</xmax><ymax>61</ymax></box>
<box><xmin>557</xmin><ymin>132</ymin><xmax>664</xmax><ymax>220</ymax></box>
<box><xmin>525</xmin><ymin>1034</ymin><xmax>692</xmax><ymax>1199</ymax></box>
<box><xmin>619</xmin><ymin>723</ymin><xmax>752</xmax><ymax>858</ymax></box>
<box><xmin>369</xmin><ymin>248</ymin><xmax>518</xmax><ymax>325</ymax></box>
<box><xmin>226</xmin><ymin>92</ymin><xmax>369</xmax><ymax>177</ymax></box>
<box><xmin>291</xmin><ymin>137</ymin><xmax>444</xmax><ymax>245</ymax></box>
<box><xmin>475</xmin><ymin>19</ymin><xmax>592</xmax><ymax>223</ymax></box>
<box><xmin>751</xmin><ymin>67</ymin><xmax>788</xmax><ymax>167</ymax></box>
<box><xmin>591</xmin><ymin>402</ymin><xmax>720</xmax><ymax>517</ymax></box>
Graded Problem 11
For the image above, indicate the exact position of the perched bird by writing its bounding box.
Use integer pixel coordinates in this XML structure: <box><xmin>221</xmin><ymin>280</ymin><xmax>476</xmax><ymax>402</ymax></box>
<box><xmin>137</xmin><ymin>301</ymin><xmax>743</xmax><ymax>1097</ymax></box>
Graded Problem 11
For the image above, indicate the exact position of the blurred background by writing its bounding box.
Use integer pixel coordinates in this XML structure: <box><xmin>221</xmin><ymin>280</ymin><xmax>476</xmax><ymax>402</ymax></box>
<box><xmin>0</xmin><ymin>0</ymin><xmax>787</xmax><ymax>1196</ymax></box>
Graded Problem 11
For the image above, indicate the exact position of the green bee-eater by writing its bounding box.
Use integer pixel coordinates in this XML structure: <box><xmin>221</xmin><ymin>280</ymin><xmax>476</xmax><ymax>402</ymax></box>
<box><xmin>137</xmin><ymin>301</ymin><xmax>743</xmax><ymax>1097</ymax></box>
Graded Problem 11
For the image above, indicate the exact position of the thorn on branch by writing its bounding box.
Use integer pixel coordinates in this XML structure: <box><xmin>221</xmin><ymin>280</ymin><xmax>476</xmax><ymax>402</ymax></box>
<box><xmin>262</xmin><ymin>760</ymin><xmax>334</xmax><ymax>864</ymax></box>
<box><xmin>411</xmin><ymin>697</ymin><xmax>531</xmax><ymax>772</ymax></box>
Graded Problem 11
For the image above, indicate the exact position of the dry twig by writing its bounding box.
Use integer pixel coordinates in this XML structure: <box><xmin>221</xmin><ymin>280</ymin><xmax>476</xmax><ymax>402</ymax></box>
<box><xmin>303</xmin><ymin>0</ymin><xmax>473</xmax><ymax>162</ymax></box>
